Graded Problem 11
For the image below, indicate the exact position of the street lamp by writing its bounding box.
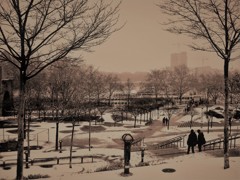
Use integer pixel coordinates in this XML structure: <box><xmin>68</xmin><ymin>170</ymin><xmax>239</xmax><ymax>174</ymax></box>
<box><xmin>122</xmin><ymin>133</ymin><xmax>134</xmax><ymax>174</ymax></box>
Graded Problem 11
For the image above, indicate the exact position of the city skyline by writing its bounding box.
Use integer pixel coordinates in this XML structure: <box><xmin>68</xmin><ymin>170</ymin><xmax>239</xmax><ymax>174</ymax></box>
<box><xmin>81</xmin><ymin>0</ymin><xmax>239</xmax><ymax>73</ymax></box>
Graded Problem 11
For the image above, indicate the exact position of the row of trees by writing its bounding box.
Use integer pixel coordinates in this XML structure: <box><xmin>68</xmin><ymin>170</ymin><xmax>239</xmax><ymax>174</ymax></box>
<box><xmin>5</xmin><ymin>59</ymin><xmax>240</xmax><ymax>133</ymax></box>
<box><xmin>144</xmin><ymin>65</ymin><xmax>240</xmax><ymax>107</ymax></box>
<box><xmin>22</xmin><ymin>61</ymin><xmax>140</xmax><ymax>116</ymax></box>
<box><xmin>144</xmin><ymin>65</ymin><xmax>191</xmax><ymax>104</ymax></box>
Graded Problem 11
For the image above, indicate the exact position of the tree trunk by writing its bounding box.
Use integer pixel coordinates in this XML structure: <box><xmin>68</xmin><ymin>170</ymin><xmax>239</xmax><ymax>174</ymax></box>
<box><xmin>121</xmin><ymin>112</ymin><xmax>124</xmax><ymax>123</ymax></box>
<box><xmin>134</xmin><ymin>116</ymin><xmax>137</xmax><ymax>128</ymax></box>
<box><xmin>167</xmin><ymin>117</ymin><xmax>170</xmax><ymax>130</ymax></box>
<box><xmin>223</xmin><ymin>0</ymin><xmax>230</xmax><ymax>168</ymax></box>
<box><xmin>55</xmin><ymin>119</ymin><xmax>59</xmax><ymax>151</ymax></box>
<box><xmin>143</xmin><ymin>110</ymin><xmax>146</xmax><ymax>122</ymax></box>
<box><xmin>16</xmin><ymin>77</ymin><xmax>26</xmax><ymax>180</ymax></box>
<box><xmin>38</xmin><ymin>109</ymin><xmax>41</xmax><ymax>119</ymax></box>
<box><xmin>108</xmin><ymin>94</ymin><xmax>111</xmax><ymax>106</ymax></box>
<box><xmin>97</xmin><ymin>94</ymin><xmax>100</xmax><ymax>106</ymax></box>
<box><xmin>27</xmin><ymin>112</ymin><xmax>31</xmax><ymax>156</ymax></box>
<box><xmin>24</xmin><ymin>112</ymin><xmax>26</xmax><ymax>139</ymax></box>
<box><xmin>88</xmin><ymin>110</ymin><xmax>91</xmax><ymax>151</ymax></box>
<box><xmin>150</xmin><ymin>110</ymin><xmax>152</xmax><ymax>121</ymax></box>
<box><xmin>190</xmin><ymin>115</ymin><xmax>193</xmax><ymax>129</ymax></box>
<box><xmin>69</xmin><ymin>121</ymin><xmax>75</xmax><ymax>168</ymax></box>
<box><xmin>223</xmin><ymin>59</ymin><xmax>229</xmax><ymax>169</ymax></box>
<box><xmin>179</xmin><ymin>94</ymin><xmax>182</xmax><ymax>104</ymax></box>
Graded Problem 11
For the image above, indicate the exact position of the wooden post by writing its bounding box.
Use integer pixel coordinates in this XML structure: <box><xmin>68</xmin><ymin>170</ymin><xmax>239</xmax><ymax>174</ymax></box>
<box><xmin>230</xmin><ymin>137</ymin><xmax>232</xmax><ymax>149</ymax></box>
<box><xmin>37</xmin><ymin>134</ymin><xmax>39</xmax><ymax>148</ymax></box>
<box><xmin>47</xmin><ymin>129</ymin><xmax>49</xmax><ymax>143</ymax></box>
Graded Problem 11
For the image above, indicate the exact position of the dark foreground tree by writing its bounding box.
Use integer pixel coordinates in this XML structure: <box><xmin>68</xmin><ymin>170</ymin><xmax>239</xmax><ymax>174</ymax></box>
<box><xmin>0</xmin><ymin>0</ymin><xmax>121</xmax><ymax>179</ymax></box>
<box><xmin>158</xmin><ymin>0</ymin><xmax>240</xmax><ymax>169</ymax></box>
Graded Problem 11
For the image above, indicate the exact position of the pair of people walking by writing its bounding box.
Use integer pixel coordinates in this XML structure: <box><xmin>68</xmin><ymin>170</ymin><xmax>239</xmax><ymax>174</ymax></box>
<box><xmin>162</xmin><ymin>117</ymin><xmax>169</xmax><ymax>126</ymax></box>
<box><xmin>187</xmin><ymin>129</ymin><xmax>206</xmax><ymax>154</ymax></box>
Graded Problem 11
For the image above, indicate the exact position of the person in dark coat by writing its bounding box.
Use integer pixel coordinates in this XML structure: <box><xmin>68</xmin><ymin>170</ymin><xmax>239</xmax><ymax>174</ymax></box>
<box><xmin>187</xmin><ymin>129</ymin><xmax>197</xmax><ymax>154</ymax></box>
<box><xmin>165</xmin><ymin>117</ymin><xmax>169</xmax><ymax>126</ymax></box>
<box><xmin>162</xmin><ymin>117</ymin><xmax>166</xmax><ymax>125</ymax></box>
<box><xmin>197</xmin><ymin>129</ymin><xmax>206</xmax><ymax>152</ymax></box>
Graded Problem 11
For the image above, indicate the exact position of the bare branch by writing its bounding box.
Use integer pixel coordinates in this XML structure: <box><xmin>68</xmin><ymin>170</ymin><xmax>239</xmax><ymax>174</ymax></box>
<box><xmin>0</xmin><ymin>0</ymin><xmax>122</xmax><ymax>80</ymax></box>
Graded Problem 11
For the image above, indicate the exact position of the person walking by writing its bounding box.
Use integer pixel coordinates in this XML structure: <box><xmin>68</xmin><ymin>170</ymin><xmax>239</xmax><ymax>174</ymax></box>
<box><xmin>187</xmin><ymin>129</ymin><xmax>197</xmax><ymax>154</ymax></box>
<box><xmin>162</xmin><ymin>117</ymin><xmax>166</xmax><ymax>125</ymax></box>
<box><xmin>197</xmin><ymin>129</ymin><xmax>206</xmax><ymax>152</ymax></box>
<box><xmin>165</xmin><ymin>117</ymin><xmax>169</xmax><ymax>126</ymax></box>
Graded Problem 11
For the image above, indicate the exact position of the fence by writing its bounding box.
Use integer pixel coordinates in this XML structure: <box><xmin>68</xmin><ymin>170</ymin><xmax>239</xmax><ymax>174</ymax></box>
<box><xmin>0</xmin><ymin>134</ymin><xmax>17</xmax><ymax>142</ymax></box>
<box><xmin>203</xmin><ymin>133</ymin><xmax>240</xmax><ymax>151</ymax></box>
<box><xmin>0</xmin><ymin>128</ymin><xmax>50</xmax><ymax>152</ymax></box>
<box><xmin>131</xmin><ymin>137</ymin><xmax>145</xmax><ymax>151</ymax></box>
<box><xmin>0</xmin><ymin>155</ymin><xmax>98</xmax><ymax>168</ymax></box>
<box><xmin>150</xmin><ymin>134</ymin><xmax>186</xmax><ymax>149</ymax></box>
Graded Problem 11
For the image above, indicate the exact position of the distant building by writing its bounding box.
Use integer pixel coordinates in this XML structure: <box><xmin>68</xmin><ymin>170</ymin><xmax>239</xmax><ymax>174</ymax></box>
<box><xmin>170</xmin><ymin>52</ymin><xmax>188</xmax><ymax>68</ymax></box>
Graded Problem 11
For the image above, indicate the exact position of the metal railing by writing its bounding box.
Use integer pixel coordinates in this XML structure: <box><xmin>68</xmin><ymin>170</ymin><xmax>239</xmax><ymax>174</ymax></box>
<box><xmin>0</xmin><ymin>155</ymin><xmax>97</xmax><ymax>168</ymax></box>
<box><xmin>203</xmin><ymin>133</ymin><xmax>240</xmax><ymax>150</ymax></box>
<box><xmin>150</xmin><ymin>134</ymin><xmax>186</xmax><ymax>149</ymax></box>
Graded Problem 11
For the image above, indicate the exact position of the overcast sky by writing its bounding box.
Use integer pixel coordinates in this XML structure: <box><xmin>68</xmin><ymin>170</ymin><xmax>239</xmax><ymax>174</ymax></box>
<box><xmin>81</xmin><ymin>0</ymin><xmax>239</xmax><ymax>73</ymax></box>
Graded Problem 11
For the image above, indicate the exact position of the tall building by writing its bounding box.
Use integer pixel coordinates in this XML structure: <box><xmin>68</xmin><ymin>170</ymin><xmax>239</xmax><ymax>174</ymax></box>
<box><xmin>170</xmin><ymin>52</ymin><xmax>188</xmax><ymax>68</ymax></box>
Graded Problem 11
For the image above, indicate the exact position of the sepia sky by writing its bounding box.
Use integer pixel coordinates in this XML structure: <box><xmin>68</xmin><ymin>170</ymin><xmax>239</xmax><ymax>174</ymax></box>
<box><xmin>2</xmin><ymin>0</ymin><xmax>238</xmax><ymax>73</ymax></box>
<box><xmin>81</xmin><ymin>0</ymin><xmax>238</xmax><ymax>73</ymax></box>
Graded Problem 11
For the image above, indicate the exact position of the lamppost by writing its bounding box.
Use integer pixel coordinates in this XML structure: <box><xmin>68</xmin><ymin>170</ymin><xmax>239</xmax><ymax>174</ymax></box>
<box><xmin>24</xmin><ymin>151</ymin><xmax>29</xmax><ymax>168</ymax></box>
<box><xmin>122</xmin><ymin>133</ymin><xmax>134</xmax><ymax>174</ymax></box>
<box><xmin>59</xmin><ymin>140</ymin><xmax>62</xmax><ymax>153</ymax></box>
<box><xmin>140</xmin><ymin>146</ymin><xmax>145</xmax><ymax>163</ymax></box>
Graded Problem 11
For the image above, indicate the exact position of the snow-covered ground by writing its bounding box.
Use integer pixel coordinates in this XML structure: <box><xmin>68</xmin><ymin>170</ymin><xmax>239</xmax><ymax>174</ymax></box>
<box><xmin>62</xmin><ymin>153</ymin><xmax>240</xmax><ymax>180</ymax></box>
<box><xmin>0</xmin><ymin>107</ymin><xmax>240</xmax><ymax>180</ymax></box>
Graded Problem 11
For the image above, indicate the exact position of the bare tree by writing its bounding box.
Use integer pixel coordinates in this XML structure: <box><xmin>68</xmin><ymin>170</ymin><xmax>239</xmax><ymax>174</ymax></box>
<box><xmin>144</xmin><ymin>69</ymin><xmax>172</xmax><ymax>99</ymax></box>
<box><xmin>158</xmin><ymin>0</ymin><xmax>240</xmax><ymax>168</ymax></box>
<box><xmin>95</xmin><ymin>73</ymin><xmax>107</xmax><ymax>106</ymax></box>
<box><xmin>170</xmin><ymin>65</ymin><xmax>190</xmax><ymax>104</ymax></box>
<box><xmin>164</xmin><ymin>100</ymin><xmax>179</xmax><ymax>130</ymax></box>
<box><xmin>146</xmin><ymin>70</ymin><xmax>162</xmax><ymax>103</ymax></box>
<box><xmin>48</xmin><ymin>61</ymin><xmax>78</xmax><ymax>151</ymax></box>
<box><xmin>83</xmin><ymin>66</ymin><xmax>98</xmax><ymax>103</ymax></box>
<box><xmin>105</xmin><ymin>74</ymin><xmax>121</xmax><ymax>105</ymax></box>
<box><xmin>160</xmin><ymin>69</ymin><xmax>172</xmax><ymax>98</ymax></box>
<box><xmin>206</xmin><ymin>73</ymin><xmax>224</xmax><ymax>104</ymax></box>
<box><xmin>189</xmin><ymin>104</ymin><xmax>198</xmax><ymax>129</ymax></box>
<box><xmin>123</xmin><ymin>78</ymin><xmax>135</xmax><ymax>109</ymax></box>
<box><xmin>0</xmin><ymin>1</ymin><xmax>121</xmax><ymax>178</ymax></box>
<box><xmin>229</xmin><ymin>72</ymin><xmax>240</xmax><ymax>105</ymax></box>
<box><xmin>97</xmin><ymin>105</ymin><xmax>108</xmax><ymax>123</ymax></box>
